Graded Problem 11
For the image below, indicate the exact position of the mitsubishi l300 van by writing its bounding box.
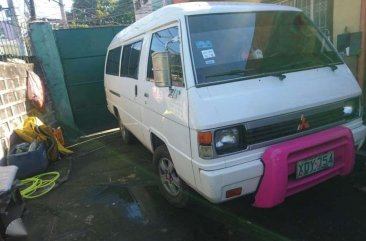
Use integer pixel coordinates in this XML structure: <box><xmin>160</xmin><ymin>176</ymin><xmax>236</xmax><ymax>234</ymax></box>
<box><xmin>104</xmin><ymin>2</ymin><xmax>366</xmax><ymax>208</ymax></box>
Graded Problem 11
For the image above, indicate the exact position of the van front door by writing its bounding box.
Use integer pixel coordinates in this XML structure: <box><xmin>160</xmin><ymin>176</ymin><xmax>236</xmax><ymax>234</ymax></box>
<box><xmin>138</xmin><ymin>26</ymin><xmax>194</xmax><ymax>186</ymax></box>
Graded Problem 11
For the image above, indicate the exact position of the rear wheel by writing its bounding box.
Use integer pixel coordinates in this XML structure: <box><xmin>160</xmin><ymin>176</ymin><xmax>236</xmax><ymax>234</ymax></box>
<box><xmin>153</xmin><ymin>145</ymin><xmax>189</xmax><ymax>208</ymax></box>
<box><xmin>118</xmin><ymin>117</ymin><xmax>134</xmax><ymax>145</ymax></box>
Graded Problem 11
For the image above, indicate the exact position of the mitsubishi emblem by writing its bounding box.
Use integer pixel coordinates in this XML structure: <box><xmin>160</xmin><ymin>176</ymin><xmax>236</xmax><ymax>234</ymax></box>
<box><xmin>297</xmin><ymin>114</ymin><xmax>310</xmax><ymax>131</ymax></box>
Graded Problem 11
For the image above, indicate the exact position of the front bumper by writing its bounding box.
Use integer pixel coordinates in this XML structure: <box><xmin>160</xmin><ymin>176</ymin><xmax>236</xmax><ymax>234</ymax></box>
<box><xmin>351</xmin><ymin>124</ymin><xmax>366</xmax><ymax>149</ymax></box>
<box><xmin>193</xmin><ymin>123</ymin><xmax>366</xmax><ymax>204</ymax></box>
<box><xmin>198</xmin><ymin>159</ymin><xmax>263</xmax><ymax>203</ymax></box>
<box><xmin>254</xmin><ymin>126</ymin><xmax>354</xmax><ymax>208</ymax></box>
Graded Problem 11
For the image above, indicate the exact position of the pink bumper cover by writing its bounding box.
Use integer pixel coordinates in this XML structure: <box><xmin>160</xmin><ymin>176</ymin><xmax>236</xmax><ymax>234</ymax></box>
<box><xmin>254</xmin><ymin>126</ymin><xmax>355</xmax><ymax>208</ymax></box>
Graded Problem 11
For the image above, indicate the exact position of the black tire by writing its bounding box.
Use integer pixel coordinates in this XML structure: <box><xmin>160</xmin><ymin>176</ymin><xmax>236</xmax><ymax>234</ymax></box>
<box><xmin>153</xmin><ymin>145</ymin><xmax>189</xmax><ymax>208</ymax></box>
<box><xmin>118</xmin><ymin>116</ymin><xmax>134</xmax><ymax>145</ymax></box>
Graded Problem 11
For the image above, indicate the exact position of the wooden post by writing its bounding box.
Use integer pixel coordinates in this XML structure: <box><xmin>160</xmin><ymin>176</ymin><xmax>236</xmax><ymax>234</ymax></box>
<box><xmin>358</xmin><ymin>0</ymin><xmax>366</xmax><ymax>90</ymax></box>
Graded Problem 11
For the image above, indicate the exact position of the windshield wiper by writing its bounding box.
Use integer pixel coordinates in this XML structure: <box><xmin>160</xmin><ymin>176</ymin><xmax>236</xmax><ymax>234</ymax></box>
<box><xmin>206</xmin><ymin>69</ymin><xmax>249</xmax><ymax>78</ymax></box>
<box><xmin>271</xmin><ymin>73</ymin><xmax>286</xmax><ymax>81</ymax></box>
<box><xmin>318</xmin><ymin>52</ymin><xmax>339</xmax><ymax>71</ymax></box>
<box><xmin>327</xmin><ymin>64</ymin><xmax>338</xmax><ymax>71</ymax></box>
<box><xmin>264</xmin><ymin>59</ymin><xmax>317</xmax><ymax>80</ymax></box>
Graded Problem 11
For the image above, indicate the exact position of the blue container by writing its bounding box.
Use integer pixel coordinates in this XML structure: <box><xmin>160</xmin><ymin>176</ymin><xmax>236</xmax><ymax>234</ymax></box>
<box><xmin>7</xmin><ymin>142</ymin><xmax>48</xmax><ymax>179</ymax></box>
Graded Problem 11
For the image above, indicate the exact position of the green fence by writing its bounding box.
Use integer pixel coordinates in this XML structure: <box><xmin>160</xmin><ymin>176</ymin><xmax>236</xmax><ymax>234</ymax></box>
<box><xmin>53</xmin><ymin>26</ymin><xmax>125</xmax><ymax>131</ymax></box>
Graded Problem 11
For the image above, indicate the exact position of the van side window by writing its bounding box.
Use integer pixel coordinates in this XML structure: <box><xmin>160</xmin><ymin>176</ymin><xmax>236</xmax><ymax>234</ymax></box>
<box><xmin>120</xmin><ymin>41</ymin><xmax>143</xmax><ymax>79</ymax></box>
<box><xmin>147</xmin><ymin>27</ymin><xmax>184</xmax><ymax>87</ymax></box>
<box><xmin>106</xmin><ymin>47</ymin><xmax>121</xmax><ymax>75</ymax></box>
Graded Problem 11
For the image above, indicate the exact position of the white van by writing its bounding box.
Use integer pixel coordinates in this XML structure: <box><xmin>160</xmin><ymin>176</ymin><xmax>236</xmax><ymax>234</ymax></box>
<box><xmin>104</xmin><ymin>2</ymin><xmax>366</xmax><ymax>208</ymax></box>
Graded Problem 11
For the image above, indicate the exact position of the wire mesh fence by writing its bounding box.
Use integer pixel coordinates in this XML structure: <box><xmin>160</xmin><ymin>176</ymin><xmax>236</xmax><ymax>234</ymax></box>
<box><xmin>270</xmin><ymin>0</ymin><xmax>331</xmax><ymax>38</ymax></box>
<box><xmin>0</xmin><ymin>6</ymin><xmax>32</xmax><ymax>63</ymax></box>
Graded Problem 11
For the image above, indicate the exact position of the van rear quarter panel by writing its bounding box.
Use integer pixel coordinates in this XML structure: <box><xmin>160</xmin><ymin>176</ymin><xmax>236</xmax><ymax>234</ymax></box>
<box><xmin>104</xmin><ymin>75</ymin><xmax>120</xmax><ymax>114</ymax></box>
<box><xmin>105</xmin><ymin>73</ymin><xmax>144</xmax><ymax>140</ymax></box>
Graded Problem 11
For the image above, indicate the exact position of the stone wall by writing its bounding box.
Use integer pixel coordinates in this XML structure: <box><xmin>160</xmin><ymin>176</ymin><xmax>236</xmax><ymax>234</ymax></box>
<box><xmin>0</xmin><ymin>61</ymin><xmax>56</xmax><ymax>164</ymax></box>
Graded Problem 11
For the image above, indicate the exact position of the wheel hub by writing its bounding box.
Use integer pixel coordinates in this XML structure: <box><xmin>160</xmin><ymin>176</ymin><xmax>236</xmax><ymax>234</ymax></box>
<box><xmin>159</xmin><ymin>158</ymin><xmax>180</xmax><ymax>196</ymax></box>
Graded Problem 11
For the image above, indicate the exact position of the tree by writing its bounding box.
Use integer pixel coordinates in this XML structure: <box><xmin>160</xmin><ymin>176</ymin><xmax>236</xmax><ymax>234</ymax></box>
<box><xmin>70</xmin><ymin>0</ymin><xmax>135</xmax><ymax>26</ymax></box>
<box><xmin>111</xmin><ymin>0</ymin><xmax>135</xmax><ymax>24</ymax></box>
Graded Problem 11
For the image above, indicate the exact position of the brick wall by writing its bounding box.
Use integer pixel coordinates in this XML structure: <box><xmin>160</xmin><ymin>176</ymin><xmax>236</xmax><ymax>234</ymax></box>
<box><xmin>0</xmin><ymin>61</ymin><xmax>56</xmax><ymax>164</ymax></box>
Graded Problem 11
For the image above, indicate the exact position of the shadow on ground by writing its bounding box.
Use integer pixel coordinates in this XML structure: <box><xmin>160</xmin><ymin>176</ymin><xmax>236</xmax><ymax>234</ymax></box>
<box><xmin>23</xmin><ymin>131</ymin><xmax>366</xmax><ymax>241</ymax></box>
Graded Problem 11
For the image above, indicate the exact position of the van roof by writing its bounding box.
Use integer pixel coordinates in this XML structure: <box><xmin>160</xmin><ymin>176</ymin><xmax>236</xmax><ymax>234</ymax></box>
<box><xmin>110</xmin><ymin>2</ymin><xmax>300</xmax><ymax>48</ymax></box>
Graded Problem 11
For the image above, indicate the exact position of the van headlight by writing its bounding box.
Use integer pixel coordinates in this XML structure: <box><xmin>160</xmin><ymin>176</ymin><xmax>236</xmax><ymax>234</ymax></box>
<box><xmin>198</xmin><ymin>126</ymin><xmax>246</xmax><ymax>159</ymax></box>
<box><xmin>343</xmin><ymin>97</ymin><xmax>360</xmax><ymax>118</ymax></box>
<box><xmin>214</xmin><ymin>126</ymin><xmax>245</xmax><ymax>155</ymax></box>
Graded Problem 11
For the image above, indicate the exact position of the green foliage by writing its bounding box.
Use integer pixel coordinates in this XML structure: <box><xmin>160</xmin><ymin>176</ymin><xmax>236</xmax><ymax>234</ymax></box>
<box><xmin>70</xmin><ymin>0</ymin><xmax>135</xmax><ymax>26</ymax></box>
<box><xmin>68</xmin><ymin>21</ymin><xmax>89</xmax><ymax>28</ymax></box>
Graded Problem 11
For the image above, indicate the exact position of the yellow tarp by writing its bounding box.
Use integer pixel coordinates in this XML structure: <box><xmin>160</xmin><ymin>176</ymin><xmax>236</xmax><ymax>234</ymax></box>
<box><xmin>14</xmin><ymin>117</ymin><xmax>73</xmax><ymax>158</ymax></box>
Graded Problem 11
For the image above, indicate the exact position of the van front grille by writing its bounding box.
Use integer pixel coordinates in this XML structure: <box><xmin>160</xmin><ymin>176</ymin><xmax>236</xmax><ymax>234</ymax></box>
<box><xmin>244</xmin><ymin>98</ymin><xmax>359</xmax><ymax>147</ymax></box>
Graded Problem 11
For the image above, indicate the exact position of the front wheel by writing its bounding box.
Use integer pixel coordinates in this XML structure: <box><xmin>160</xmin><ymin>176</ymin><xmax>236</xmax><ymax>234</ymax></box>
<box><xmin>153</xmin><ymin>145</ymin><xmax>189</xmax><ymax>208</ymax></box>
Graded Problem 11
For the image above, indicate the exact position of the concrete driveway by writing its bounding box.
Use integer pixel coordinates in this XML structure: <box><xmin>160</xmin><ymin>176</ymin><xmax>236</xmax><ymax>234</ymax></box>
<box><xmin>23</xmin><ymin>130</ymin><xmax>366</xmax><ymax>241</ymax></box>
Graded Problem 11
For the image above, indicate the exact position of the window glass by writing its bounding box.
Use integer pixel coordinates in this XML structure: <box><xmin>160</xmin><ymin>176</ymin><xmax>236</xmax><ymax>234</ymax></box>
<box><xmin>120</xmin><ymin>41</ymin><xmax>143</xmax><ymax>79</ymax></box>
<box><xmin>147</xmin><ymin>27</ymin><xmax>184</xmax><ymax>87</ymax></box>
<box><xmin>106</xmin><ymin>47</ymin><xmax>121</xmax><ymax>76</ymax></box>
<box><xmin>188</xmin><ymin>12</ymin><xmax>342</xmax><ymax>85</ymax></box>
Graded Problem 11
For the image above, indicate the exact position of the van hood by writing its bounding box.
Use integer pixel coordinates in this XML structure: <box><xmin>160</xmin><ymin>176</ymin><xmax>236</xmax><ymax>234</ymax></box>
<box><xmin>188</xmin><ymin>65</ymin><xmax>361</xmax><ymax>130</ymax></box>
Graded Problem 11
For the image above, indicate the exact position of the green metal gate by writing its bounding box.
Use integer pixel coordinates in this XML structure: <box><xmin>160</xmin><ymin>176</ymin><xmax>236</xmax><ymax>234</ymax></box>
<box><xmin>54</xmin><ymin>26</ymin><xmax>125</xmax><ymax>131</ymax></box>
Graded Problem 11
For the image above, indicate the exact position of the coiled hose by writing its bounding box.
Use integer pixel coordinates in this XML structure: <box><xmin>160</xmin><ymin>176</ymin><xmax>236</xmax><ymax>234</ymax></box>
<box><xmin>19</xmin><ymin>172</ymin><xmax>60</xmax><ymax>199</ymax></box>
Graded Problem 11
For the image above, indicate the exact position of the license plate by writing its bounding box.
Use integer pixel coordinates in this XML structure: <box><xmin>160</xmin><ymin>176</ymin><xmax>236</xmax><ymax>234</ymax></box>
<box><xmin>296</xmin><ymin>151</ymin><xmax>335</xmax><ymax>179</ymax></box>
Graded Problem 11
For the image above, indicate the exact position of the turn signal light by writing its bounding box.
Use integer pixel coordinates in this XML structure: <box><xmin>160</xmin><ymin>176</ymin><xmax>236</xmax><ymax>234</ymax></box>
<box><xmin>226</xmin><ymin>187</ymin><xmax>242</xmax><ymax>198</ymax></box>
<box><xmin>198</xmin><ymin>131</ymin><xmax>212</xmax><ymax>145</ymax></box>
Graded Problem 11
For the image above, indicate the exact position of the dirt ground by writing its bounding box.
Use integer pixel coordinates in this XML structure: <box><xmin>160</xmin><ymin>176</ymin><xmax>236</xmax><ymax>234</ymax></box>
<box><xmin>23</xmin><ymin>130</ymin><xmax>366</xmax><ymax>241</ymax></box>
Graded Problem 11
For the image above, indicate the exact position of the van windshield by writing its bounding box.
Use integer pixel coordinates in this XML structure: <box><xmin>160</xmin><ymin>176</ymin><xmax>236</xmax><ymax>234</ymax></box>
<box><xmin>187</xmin><ymin>11</ymin><xmax>342</xmax><ymax>86</ymax></box>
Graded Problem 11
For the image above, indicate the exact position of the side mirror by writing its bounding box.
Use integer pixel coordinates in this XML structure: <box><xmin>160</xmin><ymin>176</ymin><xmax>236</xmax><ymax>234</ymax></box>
<box><xmin>152</xmin><ymin>52</ymin><xmax>171</xmax><ymax>87</ymax></box>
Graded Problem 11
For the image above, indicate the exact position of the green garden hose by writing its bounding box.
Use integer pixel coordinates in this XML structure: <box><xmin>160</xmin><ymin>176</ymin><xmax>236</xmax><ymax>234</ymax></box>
<box><xmin>20</xmin><ymin>172</ymin><xmax>60</xmax><ymax>199</ymax></box>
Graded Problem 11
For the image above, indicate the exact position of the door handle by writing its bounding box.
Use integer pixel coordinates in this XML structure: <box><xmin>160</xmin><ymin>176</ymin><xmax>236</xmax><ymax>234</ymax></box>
<box><xmin>135</xmin><ymin>85</ymin><xmax>138</xmax><ymax>97</ymax></box>
<box><xmin>144</xmin><ymin>93</ymin><xmax>149</xmax><ymax>98</ymax></box>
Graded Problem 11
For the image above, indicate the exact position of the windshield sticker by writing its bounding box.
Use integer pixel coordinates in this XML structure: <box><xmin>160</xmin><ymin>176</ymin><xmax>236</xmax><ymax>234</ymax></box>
<box><xmin>201</xmin><ymin>49</ymin><xmax>215</xmax><ymax>59</ymax></box>
<box><xmin>205</xmin><ymin>59</ymin><xmax>215</xmax><ymax>65</ymax></box>
<box><xmin>195</xmin><ymin>40</ymin><xmax>213</xmax><ymax>49</ymax></box>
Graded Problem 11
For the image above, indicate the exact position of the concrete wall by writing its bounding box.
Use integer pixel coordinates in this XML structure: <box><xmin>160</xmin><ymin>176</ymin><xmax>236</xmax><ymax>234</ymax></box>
<box><xmin>0</xmin><ymin>63</ymin><xmax>30</xmax><ymax>140</ymax></box>
<box><xmin>333</xmin><ymin>0</ymin><xmax>362</xmax><ymax>47</ymax></box>
<box><xmin>332</xmin><ymin>0</ymin><xmax>362</xmax><ymax>78</ymax></box>
<box><xmin>0</xmin><ymin>61</ymin><xmax>56</xmax><ymax>164</ymax></box>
